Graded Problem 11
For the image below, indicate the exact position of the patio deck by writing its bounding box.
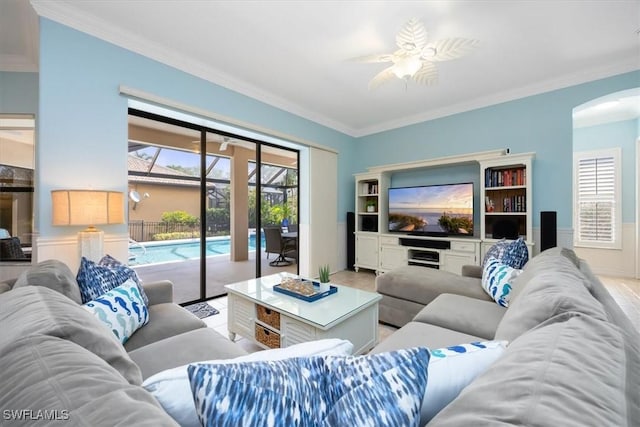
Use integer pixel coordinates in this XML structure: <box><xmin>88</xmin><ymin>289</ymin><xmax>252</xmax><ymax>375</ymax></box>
<box><xmin>133</xmin><ymin>250</ymin><xmax>297</xmax><ymax>304</ymax></box>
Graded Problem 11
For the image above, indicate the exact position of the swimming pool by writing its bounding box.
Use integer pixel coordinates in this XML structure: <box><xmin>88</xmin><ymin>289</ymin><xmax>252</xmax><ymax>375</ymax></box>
<box><xmin>129</xmin><ymin>235</ymin><xmax>264</xmax><ymax>266</ymax></box>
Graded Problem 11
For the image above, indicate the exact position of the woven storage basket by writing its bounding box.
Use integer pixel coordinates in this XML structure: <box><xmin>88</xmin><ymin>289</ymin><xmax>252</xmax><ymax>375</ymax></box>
<box><xmin>255</xmin><ymin>325</ymin><xmax>280</xmax><ymax>349</ymax></box>
<box><xmin>256</xmin><ymin>304</ymin><xmax>281</xmax><ymax>329</ymax></box>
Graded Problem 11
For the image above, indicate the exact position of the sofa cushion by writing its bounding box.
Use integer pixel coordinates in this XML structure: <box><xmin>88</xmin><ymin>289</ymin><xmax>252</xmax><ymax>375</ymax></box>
<box><xmin>413</xmin><ymin>294</ymin><xmax>506</xmax><ymax>340</ymax></box>
<box><xmin>13</xmin><ymin>259</ymin><xmax>82</xmax><ymax>304</ymax></box>
<box><xmin>376</xmin><ymin>265</ymin><xmax>491</xmax><ymax>306</ymax></box>
<box><xmin>509</xmin><ymin>246</ymin><xmax>590</xmax><ymax>303</ymax></box>
<box><xmin>76</xmin><ymin>256</ymin><xmax>147</xmax><ymax>304</ymax></box>
<box><xmin>371</xmin><ymin>321</ymin><xmax>484</xmax><ymax>354</ymax></box>
<box><xmin>0</xmin><ymin>286</ymin><xmax>142</xmax><ymax>385</ymax></box>
<box><xmin>142</xmin><ymin>338</ymin><xmax>353</xmax><ymax>427</ymax></box>
<box><xmin>98</xmin><ymin>254</ymin><xmax>149</xmax><ymax>304</ymax></box>
<box><xmin>0</xmin><ymin>282</ymin><xmax>12</xmax><ymax>294</ymax></box>
<box><xmin>123</xmin><ymin>302</ymin><xmax>205</xmax><ymax>352</ymax></box>
<box><xmin>83</xmin><ymin>278</ymin><xmax>150</xmax><ymax>344</ymax></box>
<box><xmin>131</xmin><ymin>327</ymin><xmax>250</xmax><ymax>380</ymax></box>
<box><xmin>429</xmin><ymin>313</ymin><xmax>628</xmax><ymax>427</ymax></box>
<box><xmin>495</xmin><ymin>257</ymin><xmax>607</xmax><ymax>342</ymax></box>
<box><xmin>0</xmin><ymin>334</ymin><xmax>175</xmax><ymax>426</ymax></box>
<box><xmin>187</xmin><ymin>347</ymin><xmax>430</xmax><ymax>427</ymax></box>
<box><xmin>481</xmin><ymin>257</ymin><xmax>522</xmax><ymax>307</ymax></box>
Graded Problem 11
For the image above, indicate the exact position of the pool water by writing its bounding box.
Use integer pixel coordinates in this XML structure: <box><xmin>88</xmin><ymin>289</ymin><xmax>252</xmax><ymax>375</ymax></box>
<box><xmin>129</xmin><ymin>235</ymin><xmax>264</xmax><ymax>265</ymax></box>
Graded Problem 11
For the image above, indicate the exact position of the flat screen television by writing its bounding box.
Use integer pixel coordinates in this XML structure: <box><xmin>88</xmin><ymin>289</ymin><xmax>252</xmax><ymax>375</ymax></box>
<box><xmin>388</xmin><ymin>182</ymin><xmax>474</xmax><ymax>236</ymax></box>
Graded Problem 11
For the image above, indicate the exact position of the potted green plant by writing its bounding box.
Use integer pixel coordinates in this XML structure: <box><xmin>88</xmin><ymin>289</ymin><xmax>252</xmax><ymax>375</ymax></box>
<box><xmin>318</xmin><ymin>264</ymin><xmax>331</xmax><ymax>291</ymax></box>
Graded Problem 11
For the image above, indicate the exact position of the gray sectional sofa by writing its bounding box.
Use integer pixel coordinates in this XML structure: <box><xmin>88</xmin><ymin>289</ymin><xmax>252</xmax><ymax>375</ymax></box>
<box><xmin>0</xmin><ymin>260</ymin><xmax>247</xmax><ymax>426</ymax></box>
<box><xmin>1</xmin><ymin>249</ymin><xmax>637</xmax><ymax>426</ymax></box>
<box><xmin>374</xmin><ymin>247</ymin><xmax>639</xmax><ymax>426</ymax></box>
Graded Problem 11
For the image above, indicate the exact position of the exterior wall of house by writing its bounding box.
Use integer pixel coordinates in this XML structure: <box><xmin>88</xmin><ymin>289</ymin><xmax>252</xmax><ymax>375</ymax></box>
<box><xmin>127</xmin><ymin>183</ymin><xmax>200</xmax><ymax>223</ymax></box>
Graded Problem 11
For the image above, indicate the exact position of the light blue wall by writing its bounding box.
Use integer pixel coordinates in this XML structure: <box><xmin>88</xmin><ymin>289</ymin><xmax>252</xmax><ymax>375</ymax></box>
<box><xmin>37</xmin><ymin>19</ymin><xmax>355</xmax><ymax>237</ymax></box>
<box><xmin>353</xmin><ymin>71</ymin><xmax>640</xmax><ymax>228</ymax></box>
<box><xmin>6</xmin><ymin>18</ymin><xmax>639</xmax><ymax>238</ymax></box>
<box><xmin>0</xmin><ymin>72</ymin><xmax>38</xmax><ymax>113</ymax></box>
<box><xmin>574</xmin><ymin>118</ymin><xmax>638</xmax><ymax>222</ymax></box>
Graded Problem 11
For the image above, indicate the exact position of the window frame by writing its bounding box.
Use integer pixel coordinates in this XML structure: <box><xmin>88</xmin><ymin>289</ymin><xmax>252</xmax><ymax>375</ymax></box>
<box><xmin>573</xmin><ymin>147</ymin><xmax>622</xmax><ymax>250</ymax></box>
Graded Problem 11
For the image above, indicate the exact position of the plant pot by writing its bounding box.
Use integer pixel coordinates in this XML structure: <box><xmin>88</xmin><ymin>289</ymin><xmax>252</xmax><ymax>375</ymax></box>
<box><xmin>318</xmin><ymin>282</ymin><xmax>331</xmax><ymax>292</ymax></box>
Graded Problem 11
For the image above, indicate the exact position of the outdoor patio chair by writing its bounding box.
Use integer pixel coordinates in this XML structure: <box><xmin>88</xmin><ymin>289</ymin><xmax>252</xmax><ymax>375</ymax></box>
<box><xmin>264</xmin><ymin>226</ymin><xmax>297</xmax><ymax>267</ymax></box>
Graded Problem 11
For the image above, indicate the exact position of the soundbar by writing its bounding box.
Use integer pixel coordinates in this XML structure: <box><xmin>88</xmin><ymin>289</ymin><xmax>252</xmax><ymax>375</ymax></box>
<box><xmin>399</xmin><ymin>238</ymin><xmax>451</xmax><ymax>250</ymax></box>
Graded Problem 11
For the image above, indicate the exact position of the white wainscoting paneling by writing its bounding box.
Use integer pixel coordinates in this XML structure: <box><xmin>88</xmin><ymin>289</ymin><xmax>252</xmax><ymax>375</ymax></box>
<box><xmin>574</xmin><ymin>223</ymin><xmax>637</xmax><ymax>278</ymax></box>
<box><xmin>35</xmin><ymin>234</ymin><xmax>130</xmax><ymax>272</ymax></box>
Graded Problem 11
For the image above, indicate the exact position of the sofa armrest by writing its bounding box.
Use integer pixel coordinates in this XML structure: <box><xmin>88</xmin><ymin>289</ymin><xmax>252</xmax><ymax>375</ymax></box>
<box><xmin>461</xmin><ymin>265</ymin><xmax>483</xmax><ymax>279</ymax></box>
<box><xmin>142</xmin><ymin>280</ymin><xmax>174</xmax><ymax>305</ymax></box>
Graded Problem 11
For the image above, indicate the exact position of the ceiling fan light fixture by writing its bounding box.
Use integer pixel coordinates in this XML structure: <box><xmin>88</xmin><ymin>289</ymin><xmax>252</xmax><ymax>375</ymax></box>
<box><xmin>420</xmin><ymin>46</ymin><xmax>437</xmax><ymax>59</ymax></box>
<box><xmin>392</xmin><ymin>56</ymin><xmax>422</xmax><ymax>78</ymax></box>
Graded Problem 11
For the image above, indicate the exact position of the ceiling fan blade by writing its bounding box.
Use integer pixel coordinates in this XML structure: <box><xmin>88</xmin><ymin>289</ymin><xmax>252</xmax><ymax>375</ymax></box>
<box><xmin>350</xmin><ymin>53</ymin><xmax>395</xmax><ymax>63</ymax></box>
<box><xmin>412</xmin><ymin>62</ymin><xmax>439</xmax><ymax>85</ymax></box>
<box><xmin>426</xmin><ymin>38</ymin><xmax>479</xmax><ymax>62</ymax></box>
<box><xmin>395</xmin><ymin>18</ymin><xmax>428</xmax><ymax>53</ymax></box>
<box><xmin>368</xmin><ymin>66</ymin><xmax>396</xmax><ymax>90</ymax></box>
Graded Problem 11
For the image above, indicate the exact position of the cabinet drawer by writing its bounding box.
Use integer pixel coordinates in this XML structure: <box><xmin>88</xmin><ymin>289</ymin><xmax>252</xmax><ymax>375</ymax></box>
<box><xmin>450</xmin><ymin>241</ymin><xmax>476</xmax><ymax>253</ymax></box>
<box><xmin>379</xmin><ymin>236</ymin><xmax>399</xmax><ymax>246</ymax></box>
<box><xmin>255</xmin><ymin>325</ymin><xmax>280</xmax><ymax>349</ymax></box>
<box><xmin>256</xmin><ymin>304</ymin><xmax>281</xmax><ymax>330</ymax></box>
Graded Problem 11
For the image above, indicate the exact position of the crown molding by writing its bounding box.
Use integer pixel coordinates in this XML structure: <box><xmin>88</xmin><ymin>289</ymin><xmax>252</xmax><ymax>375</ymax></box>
<box><xmin>29</xmin><ymin>1</ymin><xmax>640</xmax><ymax>139</ymax></box>
<box><xmin>354</xmin><ymin>60</ymin><xmax>640</xmax><ymax>137</ymax></box>
<box><xmin>30</xmin><ymin>0</ymin><xmax>357</xmax><ymax>136</ymax></box>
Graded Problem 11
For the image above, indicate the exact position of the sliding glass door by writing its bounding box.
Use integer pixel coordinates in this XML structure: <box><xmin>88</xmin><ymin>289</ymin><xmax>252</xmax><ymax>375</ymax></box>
<box><xmin>259</xmin><ymin>145</ymin><xmax>299</xmax><ymax>277</ymax></box>
<box><xmin>128</xmin><ymin>109</ymin><xmax>299</xmax><ymax>304</ymax></box>
<box><xmin>127</xmin><ymin>114</ymin><xmax>203</xmax><ymax>303</ymax></box>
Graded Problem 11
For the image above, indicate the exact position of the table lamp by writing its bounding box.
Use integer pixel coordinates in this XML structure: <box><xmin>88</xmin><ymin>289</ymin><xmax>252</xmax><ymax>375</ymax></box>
<box><xmin>51</xmin><ymin>190</ymin><xmax>124</xmax><ymax>261</ymax></box>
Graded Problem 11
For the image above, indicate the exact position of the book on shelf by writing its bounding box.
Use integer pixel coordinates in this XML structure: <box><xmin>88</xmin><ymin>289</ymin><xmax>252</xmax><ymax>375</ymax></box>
<box><xmin>485</xmin><ymin>167</ymin><xmax>526</xmax><ymax>188</ymax></box>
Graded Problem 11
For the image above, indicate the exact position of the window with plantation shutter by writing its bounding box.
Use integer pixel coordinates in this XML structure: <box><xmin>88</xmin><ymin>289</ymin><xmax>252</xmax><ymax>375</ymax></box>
<box><xmin>573</xmin><ymin>148</ymin><xmax>621</xmax><ymax>249</ymax></box>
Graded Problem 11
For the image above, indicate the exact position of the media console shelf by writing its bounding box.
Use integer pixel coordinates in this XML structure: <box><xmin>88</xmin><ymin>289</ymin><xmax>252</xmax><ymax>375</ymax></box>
<box><xmin>354</xmin><ymin>149</ymin><xmax>534</xmax><ymax>275</ymax></box>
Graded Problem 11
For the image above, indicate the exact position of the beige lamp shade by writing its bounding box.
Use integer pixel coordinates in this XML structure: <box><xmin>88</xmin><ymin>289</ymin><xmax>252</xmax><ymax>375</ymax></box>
<box><xmin>52</xmin><ymin>190</ymin><xmax>124</xmax><ymax>228</ymax></box>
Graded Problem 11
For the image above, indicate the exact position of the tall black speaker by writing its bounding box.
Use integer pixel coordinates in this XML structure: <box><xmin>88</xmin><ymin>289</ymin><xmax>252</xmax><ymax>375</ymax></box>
<box><xmin>346</xmin><ymin>212</ymin><xmax>355</xmax><ymax>270</ymax></box>
<box><xmin>540</xmin><ymin>211</ymin><xmax>557</xmax><ymax>251</ymax></box>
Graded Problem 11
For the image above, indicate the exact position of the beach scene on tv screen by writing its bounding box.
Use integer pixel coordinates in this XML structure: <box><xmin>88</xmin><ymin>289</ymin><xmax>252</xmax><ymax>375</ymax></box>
<box><xmin>388</xmin><ymin>184</ymin><xmax>473</xmax><ymax>234</ymax></box>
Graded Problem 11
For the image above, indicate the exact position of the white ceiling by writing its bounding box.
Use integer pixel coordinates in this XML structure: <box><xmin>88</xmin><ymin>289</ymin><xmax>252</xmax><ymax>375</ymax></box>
<box><xmin>2</xmin><ymin>0</ymin><xmax>639</xmax><ymax>136</ymax></box>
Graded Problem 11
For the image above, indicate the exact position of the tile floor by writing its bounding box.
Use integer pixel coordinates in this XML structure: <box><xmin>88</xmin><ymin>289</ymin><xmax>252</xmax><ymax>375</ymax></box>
<box><xmin>198</xmin><ymin>269</ymin><xmax>640</xmax><ymax>354</ymax></box>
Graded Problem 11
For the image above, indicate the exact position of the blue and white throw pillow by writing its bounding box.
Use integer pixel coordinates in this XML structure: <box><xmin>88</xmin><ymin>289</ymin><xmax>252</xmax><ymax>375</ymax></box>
<box><xmin>144</xmin><ymin>339</ymin><xmax>354</xmax><ymax>427</ymax></box>
<box><xmin>422</xmin><ymin>340</ymin><xmax>507</xmax><ymax>423</ymax></box>
<box><xmin>187</xmin><ymin>347</ymin><xmax>430</xmax><ymax>427</ymax></box>
<box><xmin>501</xmin><ymin>237</ymin><xmax>529</xmax><ymax>269</ymax></box>
<box><xmin>482</xmin><ymin>257</ymin><xmax>522</xmax><ymax>307</ymax></box>
<box><xmin>76</xmin><ymin>255</ymin><xmax>147</xmax><ymax>304</ymax></box>
<box><xmin>83</xmin><ymin>278</ymin><xmax>149</xmax><ymax>344</ymax></box>
<box><xmin>481</xmin><ymin>239</ymin><xmax>510</xmax><ymax>268</ymax></box>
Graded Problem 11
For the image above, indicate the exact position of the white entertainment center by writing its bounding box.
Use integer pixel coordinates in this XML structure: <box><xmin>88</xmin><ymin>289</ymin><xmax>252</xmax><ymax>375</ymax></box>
<box><xmin>354</xmin><ymin>150</ymin><xmax>534</xmax><ymax>274</ymax></box>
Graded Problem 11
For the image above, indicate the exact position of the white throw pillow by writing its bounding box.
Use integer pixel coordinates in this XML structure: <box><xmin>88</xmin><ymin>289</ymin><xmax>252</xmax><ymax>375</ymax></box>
<box><xmin>482</xmin><ymin>256</ymin><xmax>523</xmax><ymax>307</ymax></box>
<box><xmin>143</xmin><ymin>338</ymin><xmax>354</xmax><ymax>427</ymax></box>
<box><xmin>82</xmin><ymin>278</ymin><xmax>149</xmax><ymax>344</ymax></box>
<box><xmin>421</xmin><ymin>340</ymin><xmax>507</xmax><ymax>424</ymax></box>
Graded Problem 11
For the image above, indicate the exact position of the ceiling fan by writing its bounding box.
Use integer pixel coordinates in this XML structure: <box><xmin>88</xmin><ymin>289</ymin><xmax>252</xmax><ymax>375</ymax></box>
<box><xmin>356</xmin><ymin>18</ymin><xmax>479</xmax><ymax>90</ymax></box>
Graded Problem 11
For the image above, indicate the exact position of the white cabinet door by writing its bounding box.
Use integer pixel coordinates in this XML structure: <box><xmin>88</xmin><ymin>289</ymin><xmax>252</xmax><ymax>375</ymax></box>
<box><xmin>355</xmin><ymin>234</ymin><xmax>378</xmax><ymax>270</ymax></box>
<box><xmin>441</xmin><ymin>251</ymin><xmax>476</xmax><ymax>275</ymax></box>
<box><xmin>379</xmin><ymin>245</ymin><xmax>407</xmax><ymax>272</ymax></box>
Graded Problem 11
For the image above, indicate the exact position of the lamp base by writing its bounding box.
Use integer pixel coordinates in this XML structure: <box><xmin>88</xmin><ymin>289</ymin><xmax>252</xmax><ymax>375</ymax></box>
<box><xmin>78</xmin><ymin>228</ymin><xmax>104</xmax><ymax>262</ymax></box>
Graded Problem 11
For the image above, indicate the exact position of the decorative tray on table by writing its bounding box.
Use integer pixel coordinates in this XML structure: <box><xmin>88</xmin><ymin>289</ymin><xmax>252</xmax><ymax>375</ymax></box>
<box><xmin>273</xmin><ymin>277</ymin><xmax>337</xmax><ymax>302</ymax></box>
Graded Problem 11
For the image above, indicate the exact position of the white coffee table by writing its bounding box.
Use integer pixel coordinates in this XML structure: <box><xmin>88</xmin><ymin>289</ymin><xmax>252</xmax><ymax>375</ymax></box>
<box><xmin>225</xmin><ymin>273</ymin><xmax>382</xmax><ymax>355</ymax></box>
